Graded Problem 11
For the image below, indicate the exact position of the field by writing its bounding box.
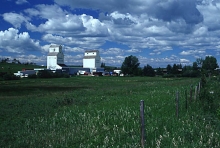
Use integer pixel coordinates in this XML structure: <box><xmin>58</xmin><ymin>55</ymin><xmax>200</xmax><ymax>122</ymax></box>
<box><xmin>0</xmin><ymin>76</ymin><xmax>220</xmax><ymax>147</ymax></box>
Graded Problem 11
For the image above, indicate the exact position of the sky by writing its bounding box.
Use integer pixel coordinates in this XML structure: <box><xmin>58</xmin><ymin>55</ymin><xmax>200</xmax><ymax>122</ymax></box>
<box><xmin>0</xmin><ymin>0</ymin><xmax>220</xmax><ymax>68</ymax></box>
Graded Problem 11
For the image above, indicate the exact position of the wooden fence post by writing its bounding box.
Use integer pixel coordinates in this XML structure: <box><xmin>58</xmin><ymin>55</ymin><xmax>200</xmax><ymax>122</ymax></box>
<box><xmin>190</xmin><ymin>85</ymin><xmax>192</xmax><ymax>102</ymax></box>
<box><xmin>198</xmin><ymin>82</ymin><xmax>201</xmax><ymax>95</ymax></box>
<box><xmin>176</xmin><ymin>91</ymin><xmax>179</xmax><ymax>118</ymax></box>
<box><xmin>185</xmin><ymin>89</ymin><xmax>187</xmax><ymax>110</ymax></box>
<box><xmin>194</xmin><ymin>85</ymin><xmax>198</xmax><ymax>101</ymax></box>
<box><xmin>140</xmin><ymin>100</ymin><xmax>145</xmax><ymax>147</ymax></box>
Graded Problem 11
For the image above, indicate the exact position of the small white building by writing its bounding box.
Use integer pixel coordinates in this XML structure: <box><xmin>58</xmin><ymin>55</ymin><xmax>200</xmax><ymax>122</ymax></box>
<box><xmin>47</xmin><ymin>45</ymin><xmax>66</xmax><ymax>70</ymax></box>
<box><xmin>83</xmin><ymin>50</ymin><xmax>101</xmax><ymax>68</ymax></box>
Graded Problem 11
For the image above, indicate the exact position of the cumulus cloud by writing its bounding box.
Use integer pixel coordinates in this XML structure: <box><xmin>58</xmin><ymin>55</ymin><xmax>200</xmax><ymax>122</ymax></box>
<box><xmin>103</xmin><ymin>48</ymin><xmax>123</xmax><ymax>55</ymax></box>
<box><xmin>5</xmin><ymin>2</ymin><xmax>215</xmax><ymax>51</ymax></box>
<box><xmin>197</xmin><ymin>2</ymin><xmax>220</xmax><ymax>31</ymax></box>
<box><xmin>148</xmin><ymin>0</ymin><xmax>203</xmax><ymax>24</ymax></box>
<box><xmin>180</xmin><ymin>58</ymin><xmax>190</xmax><ymax>63</ymax></box>
<box><xmin>64</xmin><ymin>47</ymin><xmax>85</xmax><ymax>53</ymax></box>
<box><xmin>64</xmin><ymin>54</ymin><xmax>83</xmax><ymax>65</ymax></box>
<box><xmin>0</xmin><ymin>28</ymin><xmax>41</xmax><ymax>53</ymax></box>
<box><xmin>42</xmin><ymin>34</ymin><xmax>105</xmax><ymax>49</ymax></box>
<box><xmin>179</xmin><ymin>50</ymin><xmax>206</xmax><ymax>56</ymax></box>
<box><xmin>24</xmin><ymin>5</ymin><xmax>85</xmax><ymax>34</ymax></box>
<box><xmin>24</xmin><ymin>5</ymin><xmax>110</xmax><ymax>37</ymax></box>
<box><xmin>3</xmin><ymin>13</ymin><xmax>29</xmax><ymax>28</ymax></box>
<box><xmin>16</xmin><ymin>0</ymin><xmax>28</xmax><ymax>5</ymax></box>
<box><xmin>54</xmin><ymin>0</ymin><xmax>203</xmax><ymax>25</ymax></box>
<box><xmin>126</xmin><ymin>49</ymin><xmax>141</xmax><ymax>53</ymax></box>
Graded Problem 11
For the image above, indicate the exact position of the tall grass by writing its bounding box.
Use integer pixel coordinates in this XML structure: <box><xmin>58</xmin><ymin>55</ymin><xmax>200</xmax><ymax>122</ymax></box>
<box><xmin>0</xmin><ymin>76</ymin><xmax>219</xmax><ymax>147</ymax></box>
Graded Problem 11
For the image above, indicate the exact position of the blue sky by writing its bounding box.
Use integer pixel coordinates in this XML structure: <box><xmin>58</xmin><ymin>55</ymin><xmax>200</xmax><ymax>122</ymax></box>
<box><xmin>0</xmin><ymin>0</ymin><xmax>220</xmax><ymax>68</ymax></box>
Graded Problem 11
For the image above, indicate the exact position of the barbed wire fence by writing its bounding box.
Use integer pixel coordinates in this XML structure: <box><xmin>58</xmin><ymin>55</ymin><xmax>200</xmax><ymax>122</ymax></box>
<box><xmin>68</xmin><ymin>78</ymin><xmax>220</xmax><ymax>147</ymax></box>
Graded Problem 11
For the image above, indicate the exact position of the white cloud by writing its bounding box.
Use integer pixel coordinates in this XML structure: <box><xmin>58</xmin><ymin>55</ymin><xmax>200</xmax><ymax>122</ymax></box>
<box><xmin>193</xmin><ymin>26</ymin><xmax>208</xmax><ymax>36</ymax></box>
<box><xmin>179</xmin><ymin>50</ymin><xmax>206</xmax><ymax>56</ymax></box>
<box><xmin>24</xmin><ymin>5</ymin><xmax>110</xmax><ymax>37</ymax></box>
<box><xmin>64</xmin><ymin>54</ymin><xmax>83</xmax><ymax>65</ymax></box>
<box><xmin>42</xmin><ymin>34</ymin><xmax>105</xmax><ymax>49</ymax></box>
<box><xmin>180</xmin><ymin>58</ymin><xmax>190</xmax><ymax>63</ymax></box>
<box><xmin>126</xmin><ymin>49</ymin><xmax>141</xmax><ymax>53</ymax></box>
<box><xmin>6</xmin><ymin>3</ymin><xmax>218</xmax><ymax>52</ymax></box>
<box><xmin>3</xmin><ymin>13</ymin><xmax>29</xmax><ymax>28</ymax></box>
<box><xmin>0</xmin><ymin>28</ymin><xmax>41</xmax><ymax>53</ymax></box>
<box><xmin>197</xmin><ymin>2</ymin><xmax>220</xmax><ymax>31</ymax></box>
<box><xmin>55</xmin><ymin>0</ymin><xmax>203</xmax><ymax>25</ymax></box>
<box><xmin>103</xmin><ymin>48</ymin><xmax>123</xmax><ymax>55</ymax></box>
<box><xmin>16</xmin><ymin>0</ymin><xmax>28</xmax><ymax>5</ymax></box>
<box><xmin>65</xmin><ymin>47</ymin><xmax>85</xmax><ymax>53</ymax></box>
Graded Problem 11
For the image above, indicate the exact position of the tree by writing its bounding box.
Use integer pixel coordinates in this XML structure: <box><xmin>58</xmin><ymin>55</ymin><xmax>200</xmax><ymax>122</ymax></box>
<box><xmin>156</xmin><ymin>67</ymin><xmax>163</xmax><ymax>76</ymax></box>
<box><xmin>11</xmin><ymin>58</ymin><xmax>21</xmax><ymax>64</ymax></box>
<box><xmin>166</xmin><ymin>64</ymin><xmax>172</xmax><ymax>74</ymax></box>
<box><xmin>172</xmin><ymin>64</ymin><xmax>179</xmax><ymax>74</ymax></box>
<box><xmin>1</xmin><ymin>58</ymin><xmax>9</xmax><ymax>63</ymax></box>
<box><xmin>202</xmin><ymin>56</ymin><xmax>218</xmax><ymax>72</ymax></box>
<box><xmin>196</xmin><ymin>58</ymin><xmax>204</xmax><ymax>68</ymax></box>
<box><xmin>143</xmin><ymin>64</ymin><xmax>155</xmax><ymax>77</ymax></box>
<box><xmin>121</xmin><ymin>55</ymin><xmax>140</xmax><ymax>76</ymax></box>
<box><xmin>192</xmin><ymin>62</ymin><xmax>198</xmax><ymax>71</ymax></box>
<box><xmin>101</xmin><ymin>62</ymin><xmax>105</xmax><ymax>68</ymax></box>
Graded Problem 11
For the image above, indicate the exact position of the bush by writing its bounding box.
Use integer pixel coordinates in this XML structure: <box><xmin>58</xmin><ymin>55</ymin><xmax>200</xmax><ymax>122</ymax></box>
<box><xmin>182</xmin><ymin>70</ymin><xmax>200</xmax><ymax>77</ymax></box>
<box><xmin>2</xmin><ymin>73</ymin><xmax>20</xmax><ymax>80</ymax></box>
<box><xmin>37</xmin><ymin>70</ymin><xmax>53</xmax><ymax>78</ymax></box>
<box><xmin>28</xmin><ymin>74</ymin><xmax>37</xmax><ymax>79</ymax></box>
<box><xmin>36</xmin><ymin>70</ymin><xmax>70</xmax><ymax>79</ymax></box>
<box><xmin>199</xmin><ymin>76</ymin><xmax>219</xmax><ymax>114</ymax></box>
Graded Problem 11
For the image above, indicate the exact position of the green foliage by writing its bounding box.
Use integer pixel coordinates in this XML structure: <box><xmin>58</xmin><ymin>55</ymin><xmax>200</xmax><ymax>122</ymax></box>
<box><xmin>37</xmin><ymin>70</ymin><xmax>53</xmax><ymax>78</ymax></box>
<box><xmin>2</xmin><ymin>73</ymin><xmax>20</xmax><ymax>81</ymax></box>
<box><xmin>101</xmin><ymin>62</ymin><xmax>105</xmax><ymax>68</ymax></box>
<box><xmin>192</xmin><ymin>62</ymin><xmax>198</xmax><ymax>70</ymax></box>
<box><xmin>217</xmin><ymin>108</ymin><xmax>220</xmax><ymax>119</ymax></box>
<box><xmin>143</xmin><ymin>64</ymin><xmax>155</xmax><ymax>77</ymax></box>
<box><xmin>172</xmin><ymin>64</ymin><xmax>179</xmax><ymax>74</ymax></box>
<box><xmin>28</xmin><ymin>74</ymin><xmax>38</xmax><ymax>79</ymax></box>
<box><xmin>182</xmin><ymin>70</ymin><xmax>200</xmax><ymax>77</ymax></box>
<box><xmin>37</xmin><ymin>70</ymin><xmax>70</xmax><ymax>79</ymax></box>
<box><xmin>156</xmin><ymin>67</ymin><xmax>163</xmax><ymax>76</ymax></box>
<box><xmin>166</xmin><ymin>64</ymin><xmax>172</xmax><ymax>74</ymax></box>
<box><xmin>121</xmin><ymin>55</ymin><xmax>140</xmax><ymax>76</ymax></box>
<box><xmin>202</xmin><ymin>56</ymin><xmax>218</xmax><ymax>72</ymax></box>
<box><xmin>199</xmin><ymin>75</ymin><xmax>220</xmax><ymax>114</ymax></box>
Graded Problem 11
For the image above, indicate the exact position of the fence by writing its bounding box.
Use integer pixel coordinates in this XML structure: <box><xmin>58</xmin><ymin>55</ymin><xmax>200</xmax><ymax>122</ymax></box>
<box><xmin>70</xmin><ymin>80</ymin><xmax>209</xmax><ymax>147</ymax></box>
<box><xmin>67</xmin><ymin>76</ymin><xmax>220</xmax><ymax>148</ymax></box>
<box><xmin>141</xmin><ymin>78</ymin><xmax>220</xmax><ymax>148</ymax></box>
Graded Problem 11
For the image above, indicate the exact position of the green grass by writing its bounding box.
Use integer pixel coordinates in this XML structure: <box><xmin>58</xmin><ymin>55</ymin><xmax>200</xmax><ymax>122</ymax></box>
<box><xmin>0</xmin><ymin>76</ymin><xmax>219</xmax><ymax>147</ymax></box>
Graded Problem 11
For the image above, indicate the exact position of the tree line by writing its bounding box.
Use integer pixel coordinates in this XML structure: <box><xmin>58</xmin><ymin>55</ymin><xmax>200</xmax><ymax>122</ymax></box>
<box><xmin>119</xmin><ymin>55</ymin><xmax>219</xmax><ymax>77</ymax></box>
<box><xmin>0</xmin><ymin>58</ymin><xmax>36</xmax><ymax>65</ymax></box>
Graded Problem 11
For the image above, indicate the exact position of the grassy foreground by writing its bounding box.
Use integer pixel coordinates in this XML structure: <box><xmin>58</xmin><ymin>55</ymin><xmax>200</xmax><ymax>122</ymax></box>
<box><xmin>0</xmin><ymin>76</ymin><xmax>219</xmax><ymax>147</ymax></box>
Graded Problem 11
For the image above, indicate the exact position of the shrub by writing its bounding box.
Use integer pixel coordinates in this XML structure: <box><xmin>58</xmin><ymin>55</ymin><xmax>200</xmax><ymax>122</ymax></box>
<box><xmin>37</xmin><ymin>70</ymin><xmax>70</xmax><ymax>79</ymax></box>
<box><xmin>2</xmin><ymin>73</ymin><xmax>20</xmax><ymax>80</ymax></box>
<box><xmin>28</xmin><ymin>74</ymin><xmax>37</xmax><ymax>79</ymax></box>
<box><xmin>182</xmin><ymin>70</ymin><xmax>200</xmax><ymax>77</ymax></box>
<box><xmin>37</xmin><ymin>70</ymin><xmax>53</xmax><ymax>78</ymax></box>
